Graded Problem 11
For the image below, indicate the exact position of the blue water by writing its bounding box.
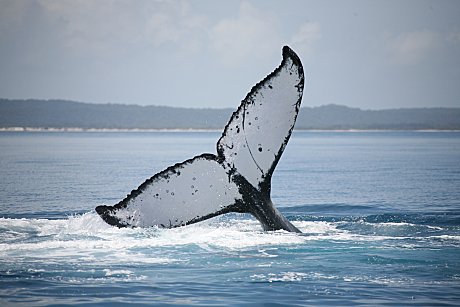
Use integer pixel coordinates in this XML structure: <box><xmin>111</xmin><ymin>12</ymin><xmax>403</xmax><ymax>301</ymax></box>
<box><xmin>1</xmin><ymin>131</ymin><xmax>459</xmax><ymax>306</ymax></box>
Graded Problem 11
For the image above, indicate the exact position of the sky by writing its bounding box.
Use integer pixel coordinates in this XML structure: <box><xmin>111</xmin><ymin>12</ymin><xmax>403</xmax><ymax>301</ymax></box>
<box><xmin>0</xmin><ymin>0</ymin><xmax>459</xmax><ymax>110</ymax></box>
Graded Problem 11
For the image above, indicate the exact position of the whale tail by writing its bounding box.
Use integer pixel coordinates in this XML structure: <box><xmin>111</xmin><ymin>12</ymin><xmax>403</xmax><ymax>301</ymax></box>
<box><xmin>96</xmin><ymin>46</ymin><xmax>304</xmax><ymax>232</ymax></box>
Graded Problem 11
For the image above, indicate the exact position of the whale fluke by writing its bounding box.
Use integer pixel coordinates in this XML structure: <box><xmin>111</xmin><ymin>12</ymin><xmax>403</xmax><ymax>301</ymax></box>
<box><xmin>96</xmin><ymin>46</ymin><xmax>304</xmax><ymax>232</ymax></box>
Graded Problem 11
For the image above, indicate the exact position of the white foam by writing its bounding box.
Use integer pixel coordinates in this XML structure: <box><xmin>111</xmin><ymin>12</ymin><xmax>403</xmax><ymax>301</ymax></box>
<box><xmin>348</xmin><ymin>221</ymin><xmax>444</xmax><ymax>232</ymax></box>
<box><xmin>1</xmin><ymin>212</ymin><xmax>456</xmax><ymax>265</ymax></box>
<box><xmin>103</xmin><ymin>269</ymin><xmax>134</xmax><ymax>276</ymax></box>
<box><xmin>294</xmin><ymin>221</ymin><xmax>339</xmax><ymax>234</ymax></box>
<box><xmin>0</xmin><ymin>213</ymin><xmax>309</xmax><ymax>267</ymax></box>
<box><xmin>251</xmin><ymin>272</ymin><xmax>308</xmax><ymax>283</ymax></box>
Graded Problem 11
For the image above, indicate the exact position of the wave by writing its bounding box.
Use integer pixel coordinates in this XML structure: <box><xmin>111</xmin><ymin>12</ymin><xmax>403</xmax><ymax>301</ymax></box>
<box><xmin>282</xmin><ymin>204</ymin><xmax>460</xmax><ymax>227</ymax></box>
<box><xmin>1</xmin><ymin>210</ymin><xmax>458</xmax><ymax>255</ymax></box>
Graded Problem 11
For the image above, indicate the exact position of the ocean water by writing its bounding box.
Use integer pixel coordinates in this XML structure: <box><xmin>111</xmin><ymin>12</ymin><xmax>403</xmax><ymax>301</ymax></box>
<box><xmin>0</xmin><ymin>131</ymin><xmax>459</xmax><ymax>306</ymax></box>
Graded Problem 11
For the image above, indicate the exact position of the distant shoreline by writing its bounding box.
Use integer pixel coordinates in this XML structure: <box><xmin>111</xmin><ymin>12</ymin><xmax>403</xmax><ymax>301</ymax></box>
<box><xmin>1</xmin><ymin>127</ymin><xmax>459</xmax><ymax>133</ymax></box>
<box><xmin>2</xmin><ymin>99</ymin><xmax>460</xmax><ymax>131</ymax></box>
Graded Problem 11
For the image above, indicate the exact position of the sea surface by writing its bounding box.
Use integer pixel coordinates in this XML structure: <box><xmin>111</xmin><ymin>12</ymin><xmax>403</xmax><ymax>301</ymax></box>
<box><xmin>1</xmin><ymin>131</ymin><xmax>459</xmax><ymax>306</ymax></box>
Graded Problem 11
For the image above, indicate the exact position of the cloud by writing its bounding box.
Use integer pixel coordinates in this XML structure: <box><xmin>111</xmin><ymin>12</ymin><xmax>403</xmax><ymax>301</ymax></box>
<box><xmin>210</xmin><ymin>2</ymin><xmax>321</xmax><ymax>66</ymax></box>
<box><xmin>8</xmin><ymin>0</ymin><xmax>209</xmax><ymax>57</ymax></box>
<box><xmin>144</xmin><ymin>1</ymin><xmax>208</xmax><ymax>52</ymax></box>
<box><xmin>210</xmin><ymin>2</ymin><xmax>281</xmax><ymax>66</ymax></box>
<box><xmin>1</xmin><ymin>0</ymin><xmax>320</xmax><ymax>66</ymax></box>
<box><xmin>386</xmin><ymin>30</ymin><xmax>441</xmax><ymax>65</ymax></box>
<box><xmin>290</xmin><ymin>22</ymin><xmax>321</xmax><ymax>59</ymax></box>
